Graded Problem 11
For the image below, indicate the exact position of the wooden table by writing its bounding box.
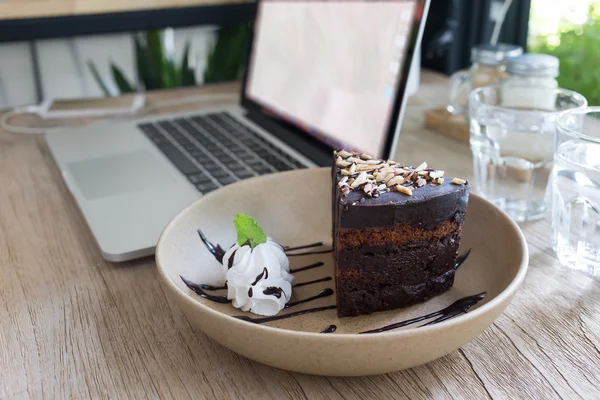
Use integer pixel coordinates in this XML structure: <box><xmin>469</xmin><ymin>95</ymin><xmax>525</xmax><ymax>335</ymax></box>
<box><xmin>1</xmin><ymin>71</ymin><xmax>599</xmax><ymax>399</ymax></box>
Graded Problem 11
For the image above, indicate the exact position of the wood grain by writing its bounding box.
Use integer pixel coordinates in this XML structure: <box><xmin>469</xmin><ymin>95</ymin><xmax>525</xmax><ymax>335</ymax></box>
<box><xmin>0</xmin><ymin>0</ymin><xmax>252</xmax><ymax>20</ymax></box>
<box><xmin>1</xmin><ymin>71</ymin><xmax>599</xmax><ymax>399</ymax></box>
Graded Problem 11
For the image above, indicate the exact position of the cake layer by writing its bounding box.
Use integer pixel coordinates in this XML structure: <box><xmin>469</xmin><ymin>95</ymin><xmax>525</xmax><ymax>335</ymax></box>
<box><xmin>336</xmin><ymin>265</ymin><xmax>457</xmax><ymax>317</ymax></box>
<box><xmin>336</xmin><ymin>228</ymin><xmax>461</xmax><ymax>283</ymax></box>
<box><xmin>337</xmin><ymin>220</ymin><xmax>459</xmax><ymax>249</ymax></box>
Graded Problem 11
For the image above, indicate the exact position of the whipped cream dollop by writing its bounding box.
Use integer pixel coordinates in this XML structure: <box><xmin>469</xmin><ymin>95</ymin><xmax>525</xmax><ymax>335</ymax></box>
<box><xmin>222</xmin><ymin>238</ymin><xmax>295</xmax><ymax>316</ymax></box>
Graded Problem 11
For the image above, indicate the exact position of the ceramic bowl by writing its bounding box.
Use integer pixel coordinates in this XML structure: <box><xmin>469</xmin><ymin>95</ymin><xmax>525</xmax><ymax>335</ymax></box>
<box><xmin>156</xmin><ymin>168</ymin><xmax>528</xmax><ymax>376</ymax></box>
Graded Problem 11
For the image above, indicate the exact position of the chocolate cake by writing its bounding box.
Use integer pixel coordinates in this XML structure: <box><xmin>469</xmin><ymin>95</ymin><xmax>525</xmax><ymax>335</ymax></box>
<box><xmin>332</xmin><ymin>150</ymin><xmax>470</xmax><ymax>317</ymax></box>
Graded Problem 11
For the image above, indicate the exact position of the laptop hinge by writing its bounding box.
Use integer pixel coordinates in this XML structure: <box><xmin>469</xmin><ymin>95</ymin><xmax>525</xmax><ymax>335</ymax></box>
<box><xmin>244</xmin><ymin>110</ymin><xmax>332</xmax><ymax>167</ymax></box>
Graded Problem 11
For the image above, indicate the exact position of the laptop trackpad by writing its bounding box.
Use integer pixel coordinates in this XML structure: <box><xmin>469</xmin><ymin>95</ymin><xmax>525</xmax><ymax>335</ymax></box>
<box><xmin>68</xmin><ymin>151</ymin><xmax>175</xmax><ymax>201</ymax></box>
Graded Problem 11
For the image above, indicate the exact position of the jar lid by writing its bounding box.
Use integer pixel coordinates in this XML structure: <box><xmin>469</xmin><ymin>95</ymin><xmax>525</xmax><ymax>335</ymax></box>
<box><xmin>471</xmin><ymin>43</ymin><xmax>523</xmax><ymax>65</ymax></box>
<box><xmin>506</xmin><ymin>54</ymin><xmax>560</xmax><ymax>77</ymax></box>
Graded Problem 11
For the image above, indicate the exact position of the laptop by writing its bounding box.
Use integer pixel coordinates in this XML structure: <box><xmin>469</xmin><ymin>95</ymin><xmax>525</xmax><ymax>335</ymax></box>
<box><xmin>45</xmin><ymin>0</ymin><xmax>430</xmax><ymax>262</ymax></box>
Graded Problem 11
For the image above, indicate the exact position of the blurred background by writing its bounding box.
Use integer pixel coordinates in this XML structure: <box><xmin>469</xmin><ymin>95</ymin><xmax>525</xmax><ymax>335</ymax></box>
<box><xmin>0</xmin><ymin>0</ymin><xmax>596</xmax><ymax>108</ymax></box>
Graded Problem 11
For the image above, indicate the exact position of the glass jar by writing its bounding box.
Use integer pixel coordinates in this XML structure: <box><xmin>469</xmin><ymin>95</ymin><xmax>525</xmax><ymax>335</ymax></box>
<box><xmin>501</xmin><ymin>54</ymin><xmax>560</xmax><ymax>111</ymax></box>
<box><xmin>447</xmin><ymin>43</ymin><xmax>523</xmax><ymax>116</ymax></box>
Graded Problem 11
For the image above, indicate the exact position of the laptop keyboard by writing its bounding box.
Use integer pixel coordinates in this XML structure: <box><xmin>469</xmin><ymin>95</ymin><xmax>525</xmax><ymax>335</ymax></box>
<box><xmin>138</xmin><ymin>112</ymin><xmax>306</xmax><ymax>194</ymax></box>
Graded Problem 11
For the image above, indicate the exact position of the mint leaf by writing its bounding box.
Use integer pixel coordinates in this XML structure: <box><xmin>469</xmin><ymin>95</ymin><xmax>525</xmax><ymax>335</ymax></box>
<box><xmin>234</xmin><ymin>214</ymin><xmax>267</xmax><ymax>248</ymax></box>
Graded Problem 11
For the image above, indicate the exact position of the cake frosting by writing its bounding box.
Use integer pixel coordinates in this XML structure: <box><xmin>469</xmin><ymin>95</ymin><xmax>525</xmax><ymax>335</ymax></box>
<box><xmin>223</xmin><ymin>237</ymin><xmax>295</xmax><ymax>316</ymax></box>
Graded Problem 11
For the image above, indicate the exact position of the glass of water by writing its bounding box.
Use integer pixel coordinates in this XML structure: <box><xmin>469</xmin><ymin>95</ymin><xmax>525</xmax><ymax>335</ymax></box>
<box><xmin>469</xmin><ymin>85</ymin><xmax>587</xmax><ymax>222</ymax></box>
<box><xmin>552</xmin><ymin>107</ymin><xmax>600</xmax><ymax>275</ymax></box>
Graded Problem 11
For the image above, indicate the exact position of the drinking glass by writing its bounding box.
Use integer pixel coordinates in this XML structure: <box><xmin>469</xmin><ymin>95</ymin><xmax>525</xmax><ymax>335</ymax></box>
<box><xmin>469</xmin><ymin>85</ymin><xmax>587</xmax><ymax>222</ymax></box>
<box><xmin>552</xmin><ymin>107</ymin><xmax>600</xmax><ymax>275</ymax></box>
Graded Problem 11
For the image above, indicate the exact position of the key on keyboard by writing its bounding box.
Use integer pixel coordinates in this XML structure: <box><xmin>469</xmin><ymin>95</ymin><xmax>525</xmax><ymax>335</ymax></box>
<box><xmin>139</xmin><ymin>112</ymin><xmax>305</xmax><ymax>194</ymax></box>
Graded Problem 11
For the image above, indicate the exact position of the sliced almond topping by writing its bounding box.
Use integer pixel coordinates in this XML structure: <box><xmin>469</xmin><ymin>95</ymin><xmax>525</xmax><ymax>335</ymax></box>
<box><xmin>415</xmin><ymin>162</ymin><xmax>428</xmax><ymax>171</ymax></box>
<box><xmin>363</xmin><ymin>183</ymin><xmax>373</xmax><ymax>194</ymax></box>
<box><xmin>357</xmin><ymin>164</ymin><xmax>379</xmax><ymax>172</ymax></box>
<box><xmin>437</xmin><ymin>177</ymin><xmax>444</xmax><ymax>184</ymax></box>
<box><xmin>351</xmin><ymin>172</ymin><xmax>368</xmax><ymax>188</ymax></box>
<box><xmin>396</xmin><ymin>186</ymin><xmax>413</xmax><ymax>196</ymax></box>
<box><xmin>383</xmin><ymin>173</ymin><xmax>395</xmax><ymax>183</ymax></box>
<box><xmin>375</xmin><ymin>172</ymin><xmax>387</xmax><ymax>182</ymax></box>
<box><xmin>417</xmin><ymin>171</ymin><xmax>429</xmax><ymax>176</ymax></box>
<box><xmin>451</xmin><ymin>177</ymin><xmax>466</xmax><ymax>185</ymax></box>
<box><xmin>336</xmin><ymin>157</ymin><xmax>350</xmax><ymax>168</ymax></box>
<box><xmin>349</xmin><ymin>163</ymin><xmax>357</xmax><ymax>174</ymax></box>
<box><xmin>366</xmin><ymin>159</ymin><xmax>381</xmax><ymax>165</ymax></box>
<box><xmin>416</xmin><ymin>178</ymin><xmax>427</xmax><ymax>187</ymax></box>
<box><xmin>360</xmin><ymin>154</ymin><xmax>372</xmax><ymax>160</ymax></box>
<box><xmin>341</xmin><ymin>169</ymin><xmax>350</xmax><ymax>176</ymax></box>
<box><xmin>387</xmin><ymin>175</ymin><xmax>405</xmax><ymax>187</ymax></box>
<box><xmin>388</xmin><ymin>160</ymin><xmax>397</xmax><ymax>165</ymax></box>
<box><xmin>377</xmin><ymin>184</ymin><xmax>387</xmax><ymax>191</ymax></box>
<box><xmin>429</xmin><ymin>170</ymin><xmax>444</xmax><ymax>179</ymax></box>
<box><xmin>338</xmin><ymin>176</ymin><xmax>348</xmax><ymax>185</ymax></box>
<box><xmin>336</xmin><ymin>150</ymin><xmax>352</xmax><ymax>158</ymax></box>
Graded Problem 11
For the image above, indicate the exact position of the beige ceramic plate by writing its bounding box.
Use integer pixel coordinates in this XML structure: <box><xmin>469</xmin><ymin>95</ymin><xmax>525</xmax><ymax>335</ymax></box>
<box><xmin>156</xmin><ymin>168</ymin><xmax>528</xmax><ymax>376</ymax></box>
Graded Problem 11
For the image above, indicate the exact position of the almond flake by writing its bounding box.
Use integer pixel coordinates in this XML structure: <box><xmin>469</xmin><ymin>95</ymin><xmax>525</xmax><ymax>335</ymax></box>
<box><xmin>366</xmin><ymin>159</ymin><xmax>381</xmax><ymax>165</ymax></box>
<box><xmin>396</xmin><ymin>186</ymin><xmax>413</xmax><ymax>196</ymax></box>
<box><xmin>363</xmin><ymin>183</ymin><xmax>373</xmax><ymax>195</ymax></box>
<box><xmin>341</xmin><ymin>169</ymin><xmax>350</xmax><ymax>176</ymax></box>
<box><xmin>338</xmin><ymin>176</ymin><xmax>348</xmax><ymax>185</ymax></box>
<box><xmin>429</xmin><ymin>170</ymin><xmax>444</xmax><ymax>179</ymax></box>
<box><xmin>415</xmin><ymin>162</ymin><xmax>427</xmax><ymax>171</ymax></box>
<box><xmin>377</xmin><ymin>184</ymin><xmax>386</xmax><ymax>191</ymax></box>
<box><xmin>417</xmin><ymin>171</ymin><xmax>429</xmax><ymax>176</ymax></box>
<box><xmin>416</xmin><ymin>178</ymin><xmax>427</xmax><ymax>187</ymax></box>
<box><xmin>388</xmin><ymin>160</ymin><xmax>397</xmax><ymax>165</ymax></box>
<box><xmin>336</xmin><ymin>150</ymin><xmax>352</xmax><ymax>158</ymax></box>
<box><xmin>375</xmin><ymin>172</ymin><xmax>387</xmax><ymax>182</ymax></box>
<box><xmin>357</xmin><ymin>164</ymin><xmax>379</xmax><ymax>172</ymax></box>
<box><xmin>437</xmin><ymin>177</ymin><xmax>444</xmax><ymax>184</ymax></box>
<box><xmin>360</xmin><ymin>154</ymin><xmax>372</xmax><ymax>160</ymax></box>
<box><xmin>349</xmin><ymin>163</ymin><xmax>357</xmax><ymax>174</ymax></box>
<box><xmin>351</xmin><ymin>172</ymin><xmax>368</xmax><ymax>188</ymax></box>
<box><xmin>387</xmin><ymin>175</ymin><xmax>405</xmax><ymax>187</ymax></box>
<box><xmin>451</xmin><ymin>177</ymin><xmax>466</xmax><ymax>185</ymax></box>
<box><xmin>336</xmin><ymin>157</ymin><xmax>350</xmax><ymax>168</ymax></box>
<box><xmin>383</xmin><ymin>173</ymin><xmax>395</xmax><ymax>183</ymax></box>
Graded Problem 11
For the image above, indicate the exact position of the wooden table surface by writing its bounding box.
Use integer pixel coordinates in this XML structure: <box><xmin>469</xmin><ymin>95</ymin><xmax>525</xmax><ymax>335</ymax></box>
<box><xmin>1</xmin><ymin>71</ymin><xmax>599</xmax><ymax>399</ymax></box>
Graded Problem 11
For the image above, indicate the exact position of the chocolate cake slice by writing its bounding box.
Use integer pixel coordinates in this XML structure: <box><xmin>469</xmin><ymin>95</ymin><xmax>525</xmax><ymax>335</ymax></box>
<box><xmin>332</xmin><ymin>150</ymin><xmax>470</xmax><ymax>317</ymax></box>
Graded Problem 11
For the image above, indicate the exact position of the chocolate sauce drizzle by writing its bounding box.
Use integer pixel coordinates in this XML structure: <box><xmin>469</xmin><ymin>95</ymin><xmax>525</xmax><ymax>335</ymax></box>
<box><xmin>454</xmin><ymin>249</ymin><xmax>471</xmax><ymax>270</ymax></box>
<box><xmin>285</xmin><ymin>288</ymin><xmax>334</xmax><ymax>308</ymax></box>
<box><xmin>197</xmin><ymin>229</ymin><xmax>226</xmax><ymax>263</ymax></box>
<box><xmin>320</xmin><ymin>325</ymin><xmax>337</xmax><ymax>334</ymax></box>
<box><xmin>263</xmin><ymin>286</ymin><xmax>284</xmax><ymax>298</ymax></box>
<box><xmin>251</xmin><ymin>267</ymin><xmax>269</xmax><ymax>285</ymax></box>
<box><xmin>227</xmin><ymin>249</ymin><xmax>238</xmax><ymax>269</ymax></box>
<box><xmin>284</xmin><ymin>242</ymin><xmax>325</xmax><ymax>252</ymax></box>
<box><xmin>200</xmin><ymin>283</ymin><xmax>227</xmax><ymax>291</ymax></box>
<box><xmin>287</xmin><ymin>249</ymin><xmax>333</xmax><ymax>257</ymax></box>
<box><xmin>359</xmin><ymin>292</ymin><xmax>487</xmax><ymax>334</ymax></box>
<box><xmin>289</xmin><ymin>262</ymin><xmax>325</xmax><ymax>273</ymax></box>
<box><xmin>180</xmin><ymin>276</ymin><xmax>231</xmax><ymax>304</ymax></box>
<box><xmin>293</xmin><ymin>276</ymin><xmax>332</xmax><ymax>288</ymax></box>
<box><xmin>235</xmin><ymin>305</ymin><xmax>337</xmax><ymax>324</ymax></box>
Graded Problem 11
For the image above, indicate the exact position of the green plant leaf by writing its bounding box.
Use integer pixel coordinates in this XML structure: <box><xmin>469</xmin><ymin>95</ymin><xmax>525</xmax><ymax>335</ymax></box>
<box><xmin>87</xmin><ymin>61</ymin><xmax>112</xmax><ymax>97</ymax></box>
<box><xmin>204</xmin><ymin>24</ymin><xmax>250</xmax><ymax>84</ymax></box>
<box><xmin>234</xmin><ymin>214</ymin><xmax>267</xmax><ymax>248</ymax></box>
<box><xmin>135</xmin><ymin>34</ymin><xmax>161</xmax><ymax>90</ymax></box>
<box><xmin>110</xmin><ymin>63</ymin><xmax>134</xmax><ymax>94</ymax></box>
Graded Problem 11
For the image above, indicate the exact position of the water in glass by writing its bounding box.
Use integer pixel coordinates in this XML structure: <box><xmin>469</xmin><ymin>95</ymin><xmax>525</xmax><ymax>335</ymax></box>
<box><xmin>552</xmin><ymin>111</ymin><xmax>600</xmax><ymax>275</ymax></box>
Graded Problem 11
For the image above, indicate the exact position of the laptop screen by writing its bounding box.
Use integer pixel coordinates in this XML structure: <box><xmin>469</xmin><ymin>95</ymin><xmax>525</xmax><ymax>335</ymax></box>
<box><xmin>244</xmin><ymin>0</ymin><xmax>421</xmax><ymax>157</ymax></box>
